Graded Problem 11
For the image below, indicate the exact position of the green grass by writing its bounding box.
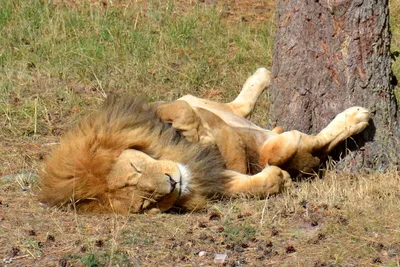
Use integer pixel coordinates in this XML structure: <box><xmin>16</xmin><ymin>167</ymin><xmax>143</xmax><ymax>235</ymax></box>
<box><xmin>80</xmin><ymin>253</ymin><xmax>101</xmax><ymax>267</ymax></box>
<box><xmin>1</xmin><ymin>0</ymin><xmax>396</xmax><ymax>142</ymax></box>
<box><xmin>0</xmin><ymin>0</ymin><xmax>274</xmax><ymax>142</ymax></box>
<box><xmin>390</xmin><ymin>0</ymin><xmax>400</xmax><ymax>104</ymax></box>
<box><xmin>223</xmin><ymin>221</ymin><xmax>257</xmax><ymax>243</ymax></box>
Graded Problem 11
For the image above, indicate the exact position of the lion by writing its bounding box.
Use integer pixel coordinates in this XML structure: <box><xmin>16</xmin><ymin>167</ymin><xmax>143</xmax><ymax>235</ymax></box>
<box><xmin>39</xmin><ymin>68</ymin><xmax>370</xmax><ymax>214</ymax></box>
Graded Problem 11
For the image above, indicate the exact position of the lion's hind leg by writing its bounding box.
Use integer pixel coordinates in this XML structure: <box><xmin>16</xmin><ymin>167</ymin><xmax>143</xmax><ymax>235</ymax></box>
<box><xmin>178</xmin><ymin>68</ymin><xmax>270</xmax><ymax>118</ymax></box>
<box><xmin>228</xmin><ymin>68</ymin><xmax>271</xmax><ymax>117</ymax></box>
<box><xmin>223</xmin><ymin>166</ymin><xmax>292</xmax><ymax>198</ymax></box>
<box><xmin>315</xmin><ymin>106</ymin><xmax>370</xmax><ymax>154</ymax></box>
<box><xmin>259</xmin><ymin>106</ymin><xmax>370</xmax><ymax>175</ymax></box>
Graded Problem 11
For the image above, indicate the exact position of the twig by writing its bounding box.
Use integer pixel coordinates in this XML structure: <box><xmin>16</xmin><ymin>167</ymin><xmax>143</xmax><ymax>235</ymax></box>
<box><xmin>24</xmin><ymin>249</ymin><xmax>36</xmax><ymax>259</ymax></box>
<box><xmin>34</xmin><ymin>96</ymin><xmax>38</xmax><ymax>135</ymax></box>
<box><xmin>90</xmin><ymin>69</ymin><xmax>107</xmax><ymax>98</ymax></box>
<box><xmin>11</xmin><ymin>254</ymin><xmax>29</xmax><ymax>260</ymax></box>
<box><xmin>3</xmin><ymin>254</ymin><xmax>29</xmax><ymax>264</ymax></box>
<box><xmin>134</xmin><ymin>13</ymin><xmax>139</xmax><ymax>30</ymax></box>
<box><xmin>260</xmin><ymin>198</ymin><xmax>269</xmax><ymax>227</ymax></box>
<box><xmin>265</xmin><ymin>261</ymin><xmax>282</xmax><ymax>266</ymax></box>
<box><xmin>269</xmin><ymin>210</ymin><xmax>280</xmax><ymax>224</ymax></box>
<box><xmin>41</xmin><ymin>142</ymin><xmax>60</xmax><ymax>147</ymax></box>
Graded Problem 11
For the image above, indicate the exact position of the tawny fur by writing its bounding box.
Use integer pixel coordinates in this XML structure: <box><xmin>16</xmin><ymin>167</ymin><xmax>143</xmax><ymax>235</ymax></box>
<box><xmin>40</xmin><ymin>97</ymin><xmax>231</xmax><ymax>213</ymax></box>
<box><xmin>40</xmin><ymin>68</ymin><xmax>370</xmax><ymax>214</ymax></box>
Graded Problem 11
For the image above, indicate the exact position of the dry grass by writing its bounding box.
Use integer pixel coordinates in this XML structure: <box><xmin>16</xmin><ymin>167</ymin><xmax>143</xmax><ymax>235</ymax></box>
<box><xmin>1</xmin><ymin>171</ymin><xmax>399</xmax><ymax>266</ymax></box>
<box><xmin>1</xmin><ymin>0</ymin><xmax>399</xmax><ymax>266</ymax></box>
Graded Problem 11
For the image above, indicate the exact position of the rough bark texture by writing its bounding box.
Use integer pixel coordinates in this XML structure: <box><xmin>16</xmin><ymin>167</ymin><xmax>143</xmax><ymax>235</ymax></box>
<box><xmin>269</xmin><ymin>0</ymin><xmax>399</xmax><ymax>170</ymax></box>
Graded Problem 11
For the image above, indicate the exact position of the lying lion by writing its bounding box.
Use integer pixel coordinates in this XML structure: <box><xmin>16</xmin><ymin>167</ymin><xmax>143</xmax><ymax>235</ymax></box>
<box><xmin>40</xmin><ymin>68</ymin><xmax>370</xmax><ymax>214</ymax></box>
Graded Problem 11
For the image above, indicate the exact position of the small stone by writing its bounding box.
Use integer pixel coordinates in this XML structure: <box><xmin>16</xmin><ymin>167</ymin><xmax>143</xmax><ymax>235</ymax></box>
<box><xmin>214</xmin><ymin>253</ymin><xmax>227</xmax><ymax>264</ymax></box>
<box><xmin>3</xmin><ymin>258</ymin><xmax>12</xmax><ymax>263</ymax></box>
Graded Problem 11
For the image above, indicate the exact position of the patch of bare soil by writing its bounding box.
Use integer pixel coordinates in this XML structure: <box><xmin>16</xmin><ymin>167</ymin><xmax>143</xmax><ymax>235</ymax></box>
<box><xmin>52</xmin><ymin>0</ymin><xmax>275</xmax><ymax>24</ymax></box>
<box><xmin>0</xmin><ymin>180</ymin><xmax>283</xmax><ymax>266</ymax></box>
<box><xmin>2</xmin><ymin>172</ymin><xmax>400</xmax><ymax>266</ymax></box>
<box><xmin>173</xmin><ymin>0</ymin><xmax>276</xmax><ymax>23</ymax></box>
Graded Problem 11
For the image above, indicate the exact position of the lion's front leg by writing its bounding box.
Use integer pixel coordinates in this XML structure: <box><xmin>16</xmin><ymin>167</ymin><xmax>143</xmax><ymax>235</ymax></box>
<box><xmin>259</xmin><ymin>130</ymin><xmax>322</xmax><ymax>174</ymax></box>
<box><xmin>223</xmin><ymin>166</ymin><xmax>292</xmax><ymax>197</ymax></box>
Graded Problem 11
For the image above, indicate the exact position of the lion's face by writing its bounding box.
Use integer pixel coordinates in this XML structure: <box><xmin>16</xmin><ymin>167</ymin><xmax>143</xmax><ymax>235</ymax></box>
<box><xmin>106</xmin><ymin>149</ymin><xmax>190</xmax><ymax>214</ymax></box>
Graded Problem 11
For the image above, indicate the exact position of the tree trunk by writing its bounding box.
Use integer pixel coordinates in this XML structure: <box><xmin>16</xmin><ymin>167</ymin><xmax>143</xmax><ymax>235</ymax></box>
<box><xmin>268</xmin><ymin>0</ymin><xmax>399</xmax><ymax>171</ymax></box>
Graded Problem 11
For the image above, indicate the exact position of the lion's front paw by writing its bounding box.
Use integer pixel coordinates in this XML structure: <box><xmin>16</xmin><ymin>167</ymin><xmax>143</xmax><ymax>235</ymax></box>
<box><xmin>260</xmin><ymin>166</ymin><xmax>292</xmax><ymax>194</ymax></box>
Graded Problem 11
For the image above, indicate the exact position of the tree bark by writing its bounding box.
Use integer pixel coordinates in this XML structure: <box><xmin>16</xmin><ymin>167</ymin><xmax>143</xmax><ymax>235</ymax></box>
<box><xmin>268</xmin><ymin>0</ymin><xmax>399</xmax><ymax>171</ymax></box>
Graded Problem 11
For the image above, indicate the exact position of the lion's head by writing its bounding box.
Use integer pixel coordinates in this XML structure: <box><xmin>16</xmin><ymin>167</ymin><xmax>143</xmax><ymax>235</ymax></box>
<box><xmin>105</xmin><ymin>149</ymin><xmax>191</xmax><ymax>214</ymax></box>
<box><xmin>39</xmin><ymin>96</ymin><xmax>228</xmax><ymax>214</ymax></box>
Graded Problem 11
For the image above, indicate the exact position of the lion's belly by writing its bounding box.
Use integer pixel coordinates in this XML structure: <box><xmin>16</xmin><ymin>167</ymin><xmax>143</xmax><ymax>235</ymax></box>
<box><xmin>179</xmin><ymin>95</ymin><xmax>275</xmax><ymax>147</ymax></box>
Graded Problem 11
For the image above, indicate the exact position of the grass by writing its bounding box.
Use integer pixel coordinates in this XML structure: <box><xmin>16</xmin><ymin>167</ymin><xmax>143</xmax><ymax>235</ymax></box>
<box><xmin>0</xmin><ymin>0</ymin><xmax>274</xmax><ymax>176</ymax></box>
<box><xmin>0</xmin><ymin>0</ymin><xmax>399</xmax><ymax>266</ymax></box>
<box><xmin>391</xmin><ymin>0</ymin><xmax>400</xmax><ymax>103</ymax></box>
<box><xmin>0</xmin><ymin>0</ymin><xmax>274</xmax><ymax>150</ymax></box>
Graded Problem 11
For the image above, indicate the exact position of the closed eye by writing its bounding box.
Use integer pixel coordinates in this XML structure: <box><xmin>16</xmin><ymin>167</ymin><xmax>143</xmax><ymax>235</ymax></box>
<box><xmin>130</xmin><ymin>163</ymin><xmax>142</xmax><ymax>174</ymax></box>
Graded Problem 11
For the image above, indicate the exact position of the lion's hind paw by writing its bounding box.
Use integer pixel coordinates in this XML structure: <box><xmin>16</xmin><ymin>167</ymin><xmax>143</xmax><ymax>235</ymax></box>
<box><xmin>336</xmin><ymin>106</ymin><xmax>370</xmax><ymax>135</ymax></box>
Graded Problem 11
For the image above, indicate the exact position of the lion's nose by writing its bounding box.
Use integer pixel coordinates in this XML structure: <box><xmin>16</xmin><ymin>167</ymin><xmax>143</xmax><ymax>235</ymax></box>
<box><xmin>166</xmin><ymin>173</ymin><xmax>177</xmax><ymax>191</ymax></box>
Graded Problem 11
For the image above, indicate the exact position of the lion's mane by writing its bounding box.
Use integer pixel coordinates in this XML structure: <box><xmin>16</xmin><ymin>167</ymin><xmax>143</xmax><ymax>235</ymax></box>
<box><xmin>39</xmin><ymin>96</ymin><xmax>231</xmax><ymax>212</ymax></box>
